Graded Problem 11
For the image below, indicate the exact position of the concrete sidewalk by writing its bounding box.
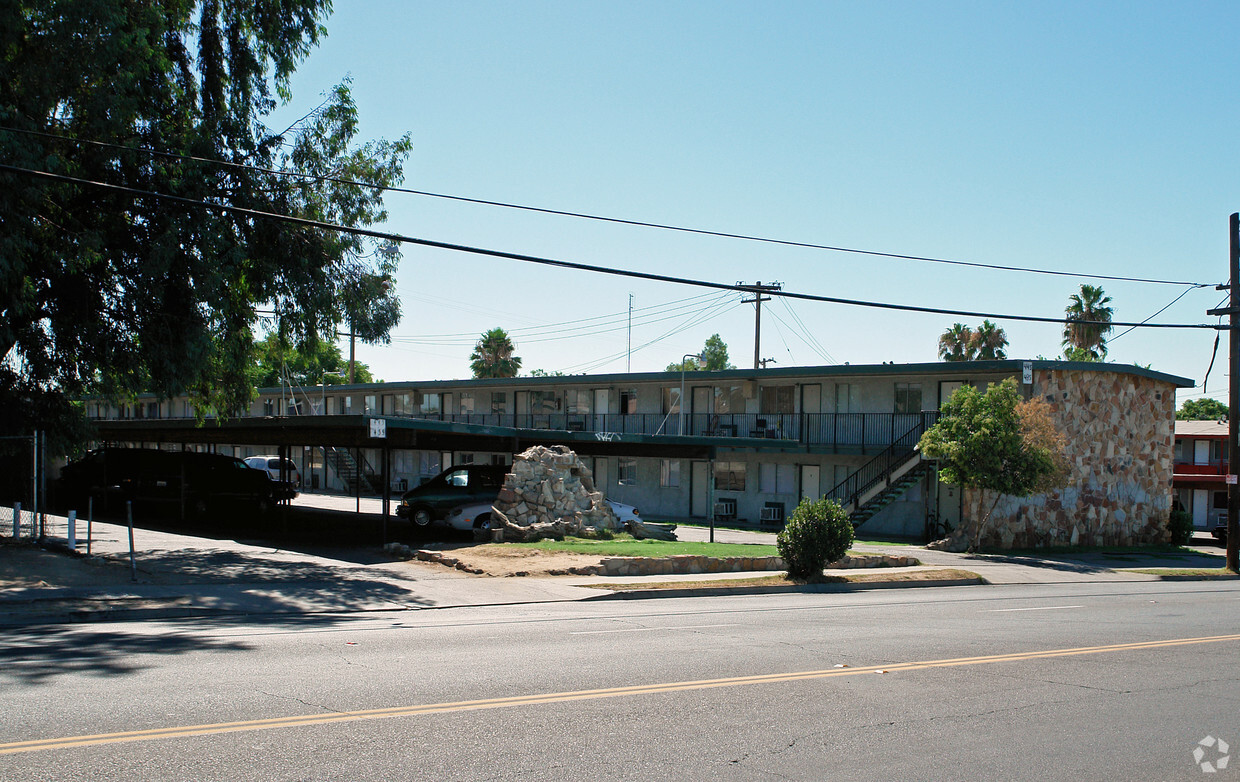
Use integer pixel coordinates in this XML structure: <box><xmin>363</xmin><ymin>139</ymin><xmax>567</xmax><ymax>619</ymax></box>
<box><xmin>1</xmin><ymin>512</ymin><xmax>1230</xmax><ymax>625</ymax></box>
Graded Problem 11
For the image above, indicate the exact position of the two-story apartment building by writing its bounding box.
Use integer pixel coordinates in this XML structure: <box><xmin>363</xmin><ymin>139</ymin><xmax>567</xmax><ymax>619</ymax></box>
<box><xmin>1173</xmin><ymin>419</ymin><xmax>1229</xmax><ymax>535</ymax></box>
<box><xmin>86</xmin><ymin>359</ymin><xmax>1192</xmax><ymax>547</ymax></box>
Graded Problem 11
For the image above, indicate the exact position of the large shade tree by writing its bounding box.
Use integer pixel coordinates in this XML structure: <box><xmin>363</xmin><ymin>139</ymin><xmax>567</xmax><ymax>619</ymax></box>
<box><xmin>1062</xmin><ymin>284</ymin><xmax>1114</xmax><ymax>361</ymax></box>
<box><xmin>0</xmin><ymin>1</ymin><xmax>410</xmax><ymax>444</ymax></box>
<box><xmin>471</xmin><ymin>328</ymin><xmax>522</xmax><ymax>378</ymax></box>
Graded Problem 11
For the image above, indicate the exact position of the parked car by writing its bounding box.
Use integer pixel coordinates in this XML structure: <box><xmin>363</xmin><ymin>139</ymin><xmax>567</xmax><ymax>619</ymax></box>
<box><xmin>606</xmin><ymin>500</ymin><xmax>640</xmax><ymax>525</ymax></box>
<box><xmin>441</xmin><ymin>498</ymin><xmax>639</xmax><ymax>534</ymax></box>
<box><xmin>243</xmin><ymin>455</ymin><xmax>301</xmax><ymax>500</ymax></box>
<box><xmin>396</xmin><ymin>464</ymin><xmax>507</xmax><ymax>526</ymax></box>
<box><xmin>58</xmin><ymin>447</ymin><xmax>275</xmax><ymax>517</ymax></box>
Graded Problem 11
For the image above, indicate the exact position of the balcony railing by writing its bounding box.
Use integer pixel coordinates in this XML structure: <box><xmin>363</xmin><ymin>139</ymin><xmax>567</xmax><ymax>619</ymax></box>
<box><xmin>1173</xmin><ymin>460</ymin><xmax>1230</xmax><ymax>476</ymax></box>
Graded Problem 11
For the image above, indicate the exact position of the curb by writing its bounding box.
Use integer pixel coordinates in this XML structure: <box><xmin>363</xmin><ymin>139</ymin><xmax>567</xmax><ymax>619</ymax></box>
<box><xmin>584</xmin><ymin>576</ymin><xmax>986</xmax><ymax>600</ymax></box>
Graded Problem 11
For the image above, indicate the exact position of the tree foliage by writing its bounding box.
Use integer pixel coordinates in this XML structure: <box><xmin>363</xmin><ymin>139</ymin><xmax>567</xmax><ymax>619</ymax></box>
<box><xmin>937</xmin><ymin>320</ymin><xmax>1008</xmax><ymax>361</ymax></box>
<box><xmin>918</xmin><ymin>379</ymin><xmax>1068</xmax><ymax>548</ymax></box>
<box><xmin>776</xmin><ymin>498</ymin><xmax>854</xmax><ymax>580</ymax></box>
<box><xmin>1062</xmin><ymin>284</ymin><xmax>1114</xmax><ymax>361</ymax></box>
<box><xmin>0</xmin><ymin>1</ymin><xmax>409</xmax><ymax>444</ymax></box>
<box><xmin>470</xmin><ymin>328</ymin><xmax>522</xmax><ymax>379</ymax></box>
<box><xmin>1177</xmin><ymin>398</ymin><xmax>1228</xmax><ymax>421</ymax></box>
<box><xmin>667</xmin><ymin>334</ymin><xmax>735</xmax><ymax>371</ymax></box>
<box><xmin>252</xmin><ymin>333</ymin><xmax>372</xmax><ymax>388</ymax></box>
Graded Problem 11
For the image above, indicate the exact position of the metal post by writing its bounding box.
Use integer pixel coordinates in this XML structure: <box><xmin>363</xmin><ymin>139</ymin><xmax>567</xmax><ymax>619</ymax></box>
<box><xmin>67</xmin><ymin>510</ymin><xmax>77</xmax><ymax>550</ymax></box>
<box><xmin>30</xmin><ymin>431</ymin><xmax>37</xmax><ymax>537</ymax></box>
<box><xmin>1229</xmin><ymin>213</ymin><xmax>1239</xmax><ymax>572</ymax></box>
<box><xmin>707</xmin><ymin>457</ymin><xmax>716</xmax><ymax>543</ymax></box>
<box><xmin>12</xmin><ymin>502</ymin><xmax>20</xmax><ymax>538</ymax></box>
<box><xmin>88</xmin><ymin>496</ymin><xmax>93</xmax><ymax>556</ymax></box>
<box><xmin>38</xmin><ymin>430</ymin><xmax>46</xmax><ymax>538</ymax></box>
<box><xmin>126</xmin><ymin>501</ymin><xmax>137</xmax><ymax>581</ymax></box>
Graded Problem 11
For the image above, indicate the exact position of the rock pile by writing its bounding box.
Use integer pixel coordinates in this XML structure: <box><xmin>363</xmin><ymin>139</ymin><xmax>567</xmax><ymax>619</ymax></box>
<box><xmin>491</xmin><ymin>446</ymin><xmax>620</xmax><ymax>541</ymax></box>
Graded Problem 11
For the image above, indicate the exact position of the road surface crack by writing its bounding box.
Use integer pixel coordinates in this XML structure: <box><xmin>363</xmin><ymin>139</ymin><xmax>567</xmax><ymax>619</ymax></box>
<box><xmin>259</xmin><ymin>690</ymin><xmax>346</xmax><ymax>715</ymax></box>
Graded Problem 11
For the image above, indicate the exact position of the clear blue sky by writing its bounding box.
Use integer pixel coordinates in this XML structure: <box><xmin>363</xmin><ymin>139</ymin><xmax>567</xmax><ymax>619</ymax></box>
<box><xmin>271</xmin><ymin>1</ymin><xmax>1240</xmax><ymax>405</ymax></box>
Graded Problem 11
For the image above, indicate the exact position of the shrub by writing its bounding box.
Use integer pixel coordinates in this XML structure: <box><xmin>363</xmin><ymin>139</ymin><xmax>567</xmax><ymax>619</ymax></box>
<box><xmin>777</xmin><ymin>498</ymin><xmax>854</xmax><ymax>580</ymax></box>
<box><xmin>1168</xmin><ymin>509</ymin><xmax>1194</xmax><ymax>547</ymax></box>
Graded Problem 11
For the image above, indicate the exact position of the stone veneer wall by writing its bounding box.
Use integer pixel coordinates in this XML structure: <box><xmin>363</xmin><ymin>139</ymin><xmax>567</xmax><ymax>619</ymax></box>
<box><xmin>953</xmin><ymin>369</ymin><xmax>1176</xmax><ymax>549</ymax></box>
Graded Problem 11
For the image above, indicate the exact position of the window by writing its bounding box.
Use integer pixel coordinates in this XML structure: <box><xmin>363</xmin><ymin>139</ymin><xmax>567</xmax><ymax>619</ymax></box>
<box><xmin>263</xmin><ymin>398</ymin><xmax>275</xmax><ymax>416</ymax></box>
<box><xmin>491</xmin><ymin>392</ymin><xmax>507</xmax><ymax>414</ymax></box>
<box><xmin>1214</xmin><ymin>491</ymin><xmax>1229</xmax><ymax>510</ymax></box>
<box><xmin>759</xmin><ymin>463</ymin><xmax>796</xmax><ymax>494</ymax></box>
<box><xmin>419</xmin><ymin>452</ymin><xmax>441</xmax><ymax>476</ymax></box>
<box><xmin>392</xmin><ymin>393</ymin><xmax>412</xmax><ymax>416</ymax></box>
<box><xmin>364</xmin><ymin>394</ymin><xmax>378</xmax><ymax>414</ymax></box>
<box><xmin>342</xmin><ymin>396</ymin><xmax>353</xmax><ymax>414</ymax></box>
<box><xmin>714</xmin><ymin>461</ymin><xmax>747</xmax><ymax>491</ymax></box>
<box><xmin>713</xmin><ymin>386</ymin><xmax>745</xmax><ymax>414</ymax></box>
<box><xmin>420</xmin><ymin>392</ymin><xmax>442</xmax><ymax>416</ymax></box>
<box><xmin>760</xmin><ymin>386</ymin><xmax>794</xmax><ymax>414</ymax></box>
<box><xmin>565</xmin><ymin>389</ymin><xmax>591</xmax><ymax>414</ymax></box>
<box><xmin>662</xmin><ymin>387</ymin><xmax>681</xmax><ymax>415</ymax></box>
<box><xmin>529</xmin><ymin>389</ymin><xmax>560</xmax><ymax>413</ymax></box>
<box><xmin>1174</xmin><ymin>439</ymin><xmax>1185</xmax><ymax>463</ymax></box>
<box><xmin>459</xmin><ymin>393</ymin><xmax>475</xmax><ymax>415</ymax></box>
<box><xmin>457</xmin><ymin>453</ymin><xmax>475</xmax><ymax>465</ymax></box>
<box><xmin>894</xmin><ymin>383</ymin><xmax>923</xmax><ymax>414</ymax></box>
<box><xmin>660</xmin><ymin>459</ymin><xmax>680</xmax><ymax>488</ymax></box>
<box><xmin>619</xmin><ymin>389</ymin><xmax>637</xmax><ymax>415</ymax></box>
<box><xmin>618</xmin><ymin>458</ymin><xmax>638</xmax><ymax>485</ymax></box>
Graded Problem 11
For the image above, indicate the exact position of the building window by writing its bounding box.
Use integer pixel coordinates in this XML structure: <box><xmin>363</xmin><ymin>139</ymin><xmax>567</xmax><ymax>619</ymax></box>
<box><xmin>491</xmin><ymin>454</ymin><xmax>507</xmax><ymax>466</ymax></box>
<box><xmin>759</xmin><ymin>463</ymin><xmax>796</xmax><ymax>494</ymax></box>
<box><xmin>713</xmin><ymin>386</ymin><xmax>745</xmax><ymax>414</ymax></box>
<box><xmin>392</xmin><ymin>393</ymin><xmax>412</xmax><ymax>416</ymax></box>
<box><xmin>529</xmin><ymin>389</ymin><xmax>560</xmax><ymax>414</ymax></box>
<box><xmin>491</xmin><ymin>392</ymin><xmax>507</xmax><ymax>414</ymax></box>
<box><xmin>714</xmin><ymin>461</ymin><xmax>747</xmax><ymax>492</ymax></box>
<box><xmin>420</xmin><ymin>392</ymin><xmax>442</xmax><ymax>416</ymax></box>
<box><xmin>660</xmin><ymin>459</ymin><xmax>680</xmax><ymax>488</ymax></box>
<box><xmin>457</xmin><ymin>453</ymin><xmax>475</xmax><ymax>465</ymax></box>
<box><xmin>364</xmin><ymin>394</ymin><xmax>378</xmax><ymax>414</ymax></box>
<box><xmin>459</xmin><ymin>393</ymin><xmax>475</xmax><ymax>415</ymax></box>
<box><xmin>662</xmin><ymin>387</ymin><xmax>681</xmax><ymax>415</ymax></box>
<box><xmin>618</xmin><ymin>458</ymin><xmax>638</xmax><ymax>485</ymax></box>
<box><xmin>894</xmin><ymin>383</ymin><xmax>923</xmax><ymax>414</ymax></box>
<box><xmin>619</xmin><ymin>389</ymin><xmax>637</xmax><ymax>415</ymax></box>
<box><xmin>263</xmin><ymin>398</ymin><xmax>275</xmax><ymax>416</ymax></box>
<box><xmin>565</xmin><ymin>389</ymin><xmax>591</xmax><ymax>414</ymax></box>
<box><xmin>760</xmin><ymin>386</ymin><xmax>794</xmax><ymax>414</ymax></box>
<box><xmin>343</xmin><ymin>396</ymin><xmax>353</xmax><ymax>414</ymax></box>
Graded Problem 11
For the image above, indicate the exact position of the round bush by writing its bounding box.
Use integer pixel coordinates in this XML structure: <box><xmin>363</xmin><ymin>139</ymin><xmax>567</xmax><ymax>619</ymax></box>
<box><xmin>777</xmin><ymin>498</ymin><xmax>854</xmax><ymax>580</ymax></box>
<box><xmin>1167</xmin><ymin>508</ymin><xmax>1194</xmax><ymax>547</ymax></box>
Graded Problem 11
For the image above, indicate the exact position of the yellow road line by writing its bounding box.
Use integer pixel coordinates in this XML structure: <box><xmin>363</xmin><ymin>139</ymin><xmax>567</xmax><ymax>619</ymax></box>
<box><xmin>4</xmin><ymin>633</ymin><xmax>1238</xmax><ymax>755</ymax></box>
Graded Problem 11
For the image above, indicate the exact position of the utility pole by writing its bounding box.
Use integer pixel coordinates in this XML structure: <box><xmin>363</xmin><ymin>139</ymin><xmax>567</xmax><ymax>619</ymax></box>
<box><xmin>1206</xmin><ymin>212</ymin><xmax>1239</xmax><ymax>573</ymax></box>
<box><xmin>627</xmin><ymin>293</ymin><xmax>633</xmax><ymax>373</ymax></box>
<box><xmin>740</xmin><ymin>281</ymin><xmax>782</xmax><ymax>370</ymax></box>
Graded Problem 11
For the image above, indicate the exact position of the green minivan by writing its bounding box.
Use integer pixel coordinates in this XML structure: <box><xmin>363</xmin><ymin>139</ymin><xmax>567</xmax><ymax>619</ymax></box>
<box><xmin>396</xmin><ymin>464</ymin><xmax>507</xmax><ymax>527</ymax></box>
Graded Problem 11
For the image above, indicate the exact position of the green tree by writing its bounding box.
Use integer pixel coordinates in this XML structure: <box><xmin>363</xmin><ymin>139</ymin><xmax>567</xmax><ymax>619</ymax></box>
<box><xmin>667</xmin><ymin>334</ymin><xmax>736</xmax><ymax>371</ymax></box>
<box><xmin>938</xmin><ymin>324</ymin><xmax>976</xmax><ymax>361</ymax></box>
<box><xmin>972</xmin><ymin>320</ymin><xmax>1008</xmax><ymax>360</ymax></box>
<box><xmin>918</xmin><ymin>378</ymin><xmax>1068</xmax><ymax>550</ymax></box>
<box><xmin>252</xmin><ymin>333</ymin><xmax>372</xmax><ymax>388</ymax></box>
<box><xmin>1177</xmin><ymin>398</ymin><xmax>1229</xmax><ymax>421</ymax></box>
<box><xmin>529</xmin><ymin>369</ymin><xmax>565</xmax><ymax>377</ymax></box>
<box><xmin>471</xmin><ymin>328</ymin><xmax>522</xmax><ymax>378</ymax></box>
<box><xmin>1062</xmin><ymin>284</ymin><xmax>1114</xmax><ymax>361</ymax></box>
<box><xmin>0</xmin><ymin>2</ymin><xmax>410</xmax><ymax>444</ymax></box>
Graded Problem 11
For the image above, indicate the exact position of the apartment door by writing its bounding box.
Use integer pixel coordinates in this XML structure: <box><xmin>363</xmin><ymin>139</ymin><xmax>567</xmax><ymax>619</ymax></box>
<box><xmin>592</xmin><ymin>457</ymin><xmax>610</xmax><ymax>495</ymax></box>
<box><xmin>799</xmin><ymin>464</ymin><xmax>820</xmax><ymax>504</ymax></box>
<box><xmin>691</xmin><ymin>461</ymin><xmax>710</xmax><ymax>517</ymax></box>
<box><xmin>1195</xmin><ymin>440</ymin><xmax>1211</xmax><ymax>466</ymax></box>
<box><xmin>592</xmin><ymin>388</ymin><xmax>610</xmax><ymax>432</ymax></box>
<box><xmin>1193</xmin><ymin>489</ymin><xmax>1209</xmax><ymax>528</ymax></box>
<box><xmin>800</xmin><ymin>384</ymin><xmax>820</xmax><ymax>441</ymax></box>
<box><xmin>691</xmin><ymin>386</ymin><xmax>712</xmax><ymax>435</ymax></box>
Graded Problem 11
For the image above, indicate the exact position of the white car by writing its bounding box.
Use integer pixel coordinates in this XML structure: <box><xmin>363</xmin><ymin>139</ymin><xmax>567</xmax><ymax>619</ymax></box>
<box><xmin>243</xmin><ymin>455</ymin><xmax>301</xmax><ymax>498</ymax></box>
<box><xmin>606</xmin><ymin>500</ymin><xmax>640</xmax><ymax>525</ymax></box>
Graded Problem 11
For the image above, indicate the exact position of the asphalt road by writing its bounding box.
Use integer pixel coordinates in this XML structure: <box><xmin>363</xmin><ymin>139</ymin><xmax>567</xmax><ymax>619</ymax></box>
<box><xmin>3</xmin><ymin>581</ymin><xmax>1239</xmax><ymax>781</ymax></box>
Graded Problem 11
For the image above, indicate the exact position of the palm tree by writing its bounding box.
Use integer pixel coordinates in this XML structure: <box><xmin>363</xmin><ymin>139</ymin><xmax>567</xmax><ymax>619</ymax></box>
<box><xmin>938</xmin><ymin>323</ymin><xmax>976</xmax><ymax>361</ymax></box>
<box><xmin>972</xmin><ymin>320</ymin><xmax>1008</xmax><ymax>360</ymax></box>
<box><xmin>470</xmin><ymin>327</ymin><xmax>522</xmax><ymax>378</ymax></box>
<box><xmin>1062</xmin><ymin>284</ymin><xmax>1113</xmax><ymax>361</ymax></box>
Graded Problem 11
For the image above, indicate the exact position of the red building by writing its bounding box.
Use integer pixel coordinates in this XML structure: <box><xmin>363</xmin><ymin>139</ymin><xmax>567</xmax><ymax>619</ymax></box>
<box><xmin>1173</xmin><ymin>420</ymin><xmax>1229</xmax><ymax>536</ymax></box>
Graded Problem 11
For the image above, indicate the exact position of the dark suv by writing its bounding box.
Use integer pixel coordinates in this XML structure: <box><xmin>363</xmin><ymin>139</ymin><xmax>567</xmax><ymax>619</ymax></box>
<box><xmin>396</xmin><ymin>464</ymin><xmax>507</xmax><ymax>527</ymax></box>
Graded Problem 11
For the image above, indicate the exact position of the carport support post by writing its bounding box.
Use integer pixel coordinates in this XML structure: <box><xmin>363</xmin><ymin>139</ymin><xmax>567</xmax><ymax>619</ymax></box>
<box><xmin>355</xmin><ymin>446</ymin><xmax>361</xmax><ymax>514</ymax></box>
<box><xmin>381</xmin><ymin>445</ymin><xmax>390</xmax><ymax>544</ymax></box>
<box><xmin>1229</xmin><ymin>212</ymin><xmax>1239</xmax><ymax>573</ymax></box>
<box><xmin>708</xmin><ymin>456</ymin><xmax>716</xmax><ymax>543</ymax></box>
<box><xmin>126</xmin><ymin>501</ymin><xmax>137</xmax><ymax>581</ymax></box>
<box><xmin>67</xmin><ymin>510</ymin><xmax>76</xmax><ymax>550</ymax></box>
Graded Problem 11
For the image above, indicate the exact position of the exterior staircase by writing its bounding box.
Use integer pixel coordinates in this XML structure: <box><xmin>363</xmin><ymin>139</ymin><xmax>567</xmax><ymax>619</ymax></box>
<box><xmin>824</xmin><ymin>414</ymin><xmax>934</xmax><ymax>527</ymax></box>
<box><xmin>321</xmin><ymin>446</ymin><xmax>379</xmax><ymax>495</ymax></box>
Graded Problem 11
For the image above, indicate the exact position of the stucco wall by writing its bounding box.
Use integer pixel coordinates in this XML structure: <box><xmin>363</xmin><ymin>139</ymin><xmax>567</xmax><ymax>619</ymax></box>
<box><xmin>954</xmin><ymin>369</ymin><xmax>1176</xmax><ymax>549</ymax></box>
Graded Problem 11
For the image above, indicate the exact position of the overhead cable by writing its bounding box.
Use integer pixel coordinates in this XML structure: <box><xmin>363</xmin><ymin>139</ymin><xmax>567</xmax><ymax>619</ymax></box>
<box><xmin>0</xmin><ymin>124</ymin><xmax>1214</xmax><ymax>288</ymax></box>
<box><xmin>0</xmin><ymin>162</ymin><xmax>1222</xmax><ymax>332</ymax></box>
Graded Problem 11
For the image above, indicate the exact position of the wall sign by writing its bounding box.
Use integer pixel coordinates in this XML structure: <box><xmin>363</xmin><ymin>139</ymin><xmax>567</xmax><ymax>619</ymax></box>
<box><xmin>369</xmin><ymin>418</ymin><xmax>387</xmax><ymax>439</ymax></box>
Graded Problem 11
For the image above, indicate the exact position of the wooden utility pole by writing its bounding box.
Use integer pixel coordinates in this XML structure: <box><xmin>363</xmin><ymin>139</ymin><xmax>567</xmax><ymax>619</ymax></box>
<box><xmin>1207</xmin><ymin>213</ymin><xmax>1239</xmax><ymax>572</ymax></box>
<box><xmin>740</xmin><ymin>281</ymin><xmax>782</xmax><ymax>370</ymax></box>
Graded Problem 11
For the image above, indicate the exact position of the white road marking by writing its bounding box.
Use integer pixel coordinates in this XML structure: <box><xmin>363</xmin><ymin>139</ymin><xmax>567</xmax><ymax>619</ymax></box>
<box><xmin>570</xmin><ymin>623</ymin><xmax>740</xmax><ymax>635</ymax></box>
<box><xmin>986</xmin><ymin>605</ymin><xmax>1084</xmax><ymax>612</ymax></box>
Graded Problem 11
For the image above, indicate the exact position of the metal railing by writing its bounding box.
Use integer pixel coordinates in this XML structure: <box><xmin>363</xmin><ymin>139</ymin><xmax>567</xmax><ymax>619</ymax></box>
<box><xmin>824</xmin><ymin>413</ymin><xmax>936</xmax><ymax>510</ymax></box>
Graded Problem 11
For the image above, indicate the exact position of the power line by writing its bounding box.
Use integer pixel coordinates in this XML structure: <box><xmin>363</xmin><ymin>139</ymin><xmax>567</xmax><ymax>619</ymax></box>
<box><xmin>0</xmin><ymin>123</ymin><xmax>1215</xmax><ymax>288</ymax></box>
<box><xmin>0</xmin><ymin>162</ymin><xmax>1224</xmax><ymax>332</ymax></box>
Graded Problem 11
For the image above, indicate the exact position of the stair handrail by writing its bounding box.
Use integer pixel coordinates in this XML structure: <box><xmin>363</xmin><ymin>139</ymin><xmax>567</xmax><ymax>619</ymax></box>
<box><xmin>823</xmin><ymin>412</ymin><xmax>938</xmax><ymax>510</ymax></box>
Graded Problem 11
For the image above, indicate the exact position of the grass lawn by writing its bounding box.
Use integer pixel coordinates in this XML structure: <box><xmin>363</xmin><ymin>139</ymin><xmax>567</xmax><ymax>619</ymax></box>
<box><xmin>1122</xmin><ymin>568</ymin><xmax>1238</xmax><ymax>577</ymax></box>
<box><xmin>485</xmin><ymin>534</ymin><xmax>779</xmax><ymax>559</ymax></box>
